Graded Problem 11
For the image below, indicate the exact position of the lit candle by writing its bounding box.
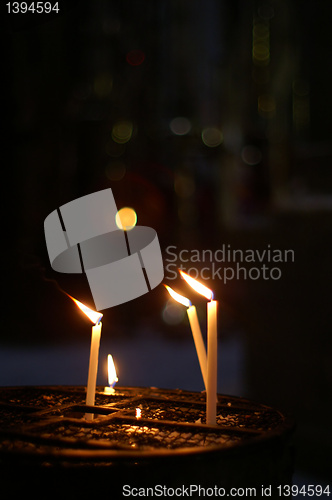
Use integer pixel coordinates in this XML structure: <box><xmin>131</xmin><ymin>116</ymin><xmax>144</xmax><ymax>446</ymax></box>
<box><xmin>69</xmin><ymin>296</ymin><xmax>103</xmax><ymax>420</ymax></box>
<box><xmin>104</xmin><ymin>354</ymin><xmax>118</xmax><ymax>394</ymax></box>
<box><xmin>164</xmin><ymin>285</ymin><xmax>207</xmax><ymax>390</ymax></box>
<box><xmin>207</xmin><ymin>298</ymin><xmax>218</xmax><ymax>425</ymax></box>
<box><xmin>179</xmin><ymin>271</ymin><xmax>218</xmax><ymax>426</ymax></box>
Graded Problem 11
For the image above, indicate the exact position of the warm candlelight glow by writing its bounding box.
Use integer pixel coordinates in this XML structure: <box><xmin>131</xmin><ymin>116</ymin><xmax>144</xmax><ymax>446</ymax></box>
<box><xmin>108</xmin><ymin>354</ymin><xmax>118</xmax><ymax>388</ymax></box>
<box><xmin>69</xmin><ymin>295</ymin><xmax>103</xmax><ymax>325</ymax></box>
<box><xmin>164</xmin><ymin>284</ymin><xmax>191</xmax><ymax>308</ymax></box>
<box><xmin>179</xmin><ymin>270</ymin><xmax>213</xmax><ymax>300</ymax></box>
<box><xmin>136</xmin><ymin>408</ymin><xmax>142</xmax><ymax>419</ymax></box>
<box><xmin>115</xmin><ymin>207</ymin><xmax>137</xmax><ymax>230</ymax></box>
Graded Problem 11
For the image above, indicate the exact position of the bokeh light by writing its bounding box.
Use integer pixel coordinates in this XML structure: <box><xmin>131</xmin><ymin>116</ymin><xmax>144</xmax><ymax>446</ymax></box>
<box><xmin>201</xmin><ymin>127</ymin><xmax>223</xmax><ymax>147</ymax></box>
<box><xmin>126</xmin><ymin>49</ymin><xmax>145</xmax><ymax>66</ymax></box>
<box><xmin>241</xmin><ymin>145</ymin><xmax>262</xmax><ymax>165</ymax></box>
<box><xmin>162</xmin><ymin>301</ymin><xmax>186</xmax><ymax>325</ymax></box>
<box><xmin>112</xmin><ymin>121</ymin><xmax>133</xmax><ymax>144</ymax></box>
<box><xmin>258</xmin><ymin>94</ymin><xmax>275</xmax><ymax>118</ymax></box>
<box><xmin>115</xmin><ymin>207</ymin><xmax>137</xmax><ymax>230</ymax></box>
<box><xmin>170</xmin><ymin>117</ymin><xmax>192</xmax><ymax>135</ymax></box>
<box><xmin>252</xmin><ymin>19</ymin><xmax>270</xmax><ymax>66</ymax></box>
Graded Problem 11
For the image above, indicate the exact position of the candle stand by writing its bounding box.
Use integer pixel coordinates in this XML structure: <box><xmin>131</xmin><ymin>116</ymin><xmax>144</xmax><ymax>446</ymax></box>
<box><xmin>0</xmin><ymin>386</ymin><xmax>295</xmax><ymax>496</ymax></box>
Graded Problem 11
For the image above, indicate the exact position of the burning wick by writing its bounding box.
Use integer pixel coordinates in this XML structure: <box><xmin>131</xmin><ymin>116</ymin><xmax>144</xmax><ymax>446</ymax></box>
<box><xmin>136</xmin><ymin>408</ymin><xmax>142</xmax><ymax>419</ymax></box>
<box><xmin>69</xmin><ymin>296</ymin><xmax>103</xmax><ymax>421</ymax></box>
<box><xmin>104</xmin><ymin>354</ymin><xmax>118</xmax><ymax>394</ymax></box>
<box><xmin>179</xmin><ymin>271</ymin><xmax>218</xmax><ymax>426</ymax></box>
<box><xmin>164</xmin><ymin>285</ymin><xmax>207</xmax><ymax>391</ymax></box>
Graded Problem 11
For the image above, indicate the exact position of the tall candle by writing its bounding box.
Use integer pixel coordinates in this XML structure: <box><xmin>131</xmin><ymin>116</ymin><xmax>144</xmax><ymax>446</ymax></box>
<box><xmin>179</xmin><ymin>271</ymin><xmax>218</xmax><ymax>426</ymax></box>
<box><xmin>68</xmin><ymin>296</ymin><xmax>103</xmax><ymax>421</ymax></box>
<box><xmin>85</xmin><ymin>319</ymin><xmax>102</xmax><ymax>420</ymax></box>
<box><xmin>207</xmin><ymin>299</ymin><xmax>218</xmax><ymax>425</ymax></box>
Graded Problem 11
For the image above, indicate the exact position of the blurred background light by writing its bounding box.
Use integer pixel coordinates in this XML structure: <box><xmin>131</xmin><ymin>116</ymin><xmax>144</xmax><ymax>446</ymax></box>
<box><xmin>112</xmin><ymin>121</ymin><xmax>133</xmax><ymax>144</ymax></box>
<box><xmin>201</xmin><ymin>127</ymin><xmax>223</xmax><ymax>147</ymax></box>
<box><xmin>258</xmin><ymin>94</ymin><xmax>276</xmax><ymax>118</ymax></box>
<box><xmin>126</xmin><ymin>49</ymin><xmax>145</xmax><ymax>66</ymax></box>
<box><xmin>169</xmin><ymin>116</ymin><xmax>192</xmax><ymax>135</ymax></box>
<box><xmin>162</xmin><ymin>301</ymin><xmax>186</xmax><ymax>325</ymax></box>
<box><xmin>241</xmin><ymin>145</ymin><xmax>262</xmax><ymax>165</ymax></box>
<box><xmin>115</xmin><ymin>207</ymin><xmax>137</xmax><ymax>230</ymax></box>
<box><xmin>252</xmin><ymin>19</ymin><xmax>270</xmax><ymax>66</ymax></box>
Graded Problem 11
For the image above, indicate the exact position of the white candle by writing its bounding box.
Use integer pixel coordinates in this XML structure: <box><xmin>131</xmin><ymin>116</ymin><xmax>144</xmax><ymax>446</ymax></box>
<box><xmin>207</xmin><ymin>299</ymin><xmax>218</xmax><ymax>425</ymax></box>
<box><xmin>67</xmin><ymin>296</ymin><xmax>103</xmax><ymax>421</ymax></box>
<box><xmin>187</xmin><ymin>305</ymin><xmax>207</xmax><ymax>390</ymax></box>
<box><xmin>178</xmin><ymin>271</ymin><xmax>218</xmax><ymax>426</ymax></box>
<box><xmin>165</xmin><ymin>285</ymin><xmax>207</xmax><ymax>390</ymax></box>
<box><xmin>85</xmin><ymin>319</ymin><xmax>102</xmax><ymax>420</ymax></box>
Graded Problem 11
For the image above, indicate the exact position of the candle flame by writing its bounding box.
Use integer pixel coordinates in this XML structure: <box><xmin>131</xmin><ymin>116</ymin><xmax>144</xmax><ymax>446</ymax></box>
<box><xmin>136</xmin><ymin>408</ymin><xmax>141</xmax><ymax>419</ymax></box>
<box><xmin>108</xmin><ymin>354</ymin><xmax>118</xmax><ymax>388</ymax></box>
<box><xmin>69</xmin><ymin>295</ymin><xmax>103</xmax><ymax>325</ymax></box>
<box><xmin>179</xmin><ymin>270</ymin><xmax>214</xmax><ymax>300</ymax></box>
<box><xmin>164</xmin><ymin>284</ymin><xmax>191</xmax><ymax>308</ymax></box>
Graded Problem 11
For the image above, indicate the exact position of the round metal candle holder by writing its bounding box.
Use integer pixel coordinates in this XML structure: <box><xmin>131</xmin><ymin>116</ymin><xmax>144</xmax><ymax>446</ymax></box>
<box><xmin>0</xmin><ymin>386</ymin><xmax>295</xmax><ymax>493</ymax></box>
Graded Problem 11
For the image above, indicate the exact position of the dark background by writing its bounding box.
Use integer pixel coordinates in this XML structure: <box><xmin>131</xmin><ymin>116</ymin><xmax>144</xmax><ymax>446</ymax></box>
<box><xmin>2</xmin><ymin>0</ymin><xmax>332</xmax><ymax>486</ymax></box>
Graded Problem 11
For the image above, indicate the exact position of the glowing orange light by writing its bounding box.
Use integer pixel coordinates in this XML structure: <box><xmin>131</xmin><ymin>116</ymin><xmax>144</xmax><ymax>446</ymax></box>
<box><xmin>179</xmin><ymin>270</ymin><xmax>213</xmax><ymax>300</ymax></box>
<box><xmin>115</xmin><ymin>207</ymin><xmax>137</xmax><ymax>230</ymax></box>
<box><xmin>69</xmin><ymin>295</ymin><xmax>103</xmax><ymax>325</ymax></box>
<box><xmin>136</xmin><ymin>408</ymin><xmax>142</xmax><ymax>419</ymax></box>
<box><xmin>164</xmin><ymin>285</ymin><xmax>191</xmax><ymax>308</ymax></box>
<box><xmin>108</xmin><ymin>354</ymin><xmax>118</xmax><ymax>388</ymax></box>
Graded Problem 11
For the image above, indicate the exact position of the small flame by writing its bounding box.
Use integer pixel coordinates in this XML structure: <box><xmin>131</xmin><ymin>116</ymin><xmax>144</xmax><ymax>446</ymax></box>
<box><xmin>136</xmin><ymin>408</ymin><xmax>141</xmax><ymax>419</ymax></box>
<box><xmin>108</xmin><ymin>354</ymin><xmax>118</xmax><ymax>388</ymax></box>
<box><xmin>164</xmin><ymin>284</ymin><xmax>191</xmax><ymax>308</ymax></box>
<box><xmin>179</xmin><ymin>270</ymin><xmax>213</xmax><ymax>300</ymax></box>
<box><xmin>69</xmin><ymin>295</ymin><xmax>103</xmax><ymax>325</ymax></box>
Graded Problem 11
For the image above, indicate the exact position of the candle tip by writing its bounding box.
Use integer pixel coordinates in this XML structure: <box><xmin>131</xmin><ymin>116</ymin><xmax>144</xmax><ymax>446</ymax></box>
<box><xmin>164</xmin><ymin>284</ymin><xmax>191</xmax><ymax>308</ymax></box>
<box><xmin>179</xmin><ymin>270</ymin><xmax>214</xmax><ymax>301</ymax></box>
